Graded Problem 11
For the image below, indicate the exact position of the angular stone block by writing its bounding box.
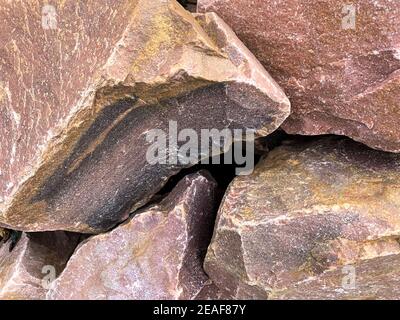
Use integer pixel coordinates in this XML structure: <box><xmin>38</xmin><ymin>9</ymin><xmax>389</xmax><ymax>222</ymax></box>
<box><xmin>0</xmin><ymin>232</ymin><xmax>80</xmax><ymax>300</ymax></box>
<box><xmin>47</xmin><ymin>171</ymin><xmax>219</xmax><ymax>300</ymax></box>
<box><xmin>0</xmin><ymin>0</ymin><xmax>289</xmax><ymax>233</ymax></box>
<box><xmin>205</xmin><ymin>137</ymin><xmax>400</xmax><ymax>299</ymax></box>
<box><xmin>198</xmin><ymin>0</ymin><xmax>400</xmax><ymax>152</ymax></box>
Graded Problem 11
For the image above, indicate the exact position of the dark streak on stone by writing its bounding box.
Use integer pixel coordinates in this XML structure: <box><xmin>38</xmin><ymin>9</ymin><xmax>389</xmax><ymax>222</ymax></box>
<box><xmin>29</xmin><ymin>83</ymin><xmax>277</xmax><ymax>233</ymax></box>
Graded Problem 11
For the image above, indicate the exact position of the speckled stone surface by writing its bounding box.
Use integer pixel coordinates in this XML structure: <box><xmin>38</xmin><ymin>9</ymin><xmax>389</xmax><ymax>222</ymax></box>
<box><xmin>47</xmin><ymin>171</ymin><xmax>219</xmax><ymax>300</ymax></box>
<box><xmin>198</xmin><ymin>0</ymin><xmax>400</xmax><ymax>152</ymax></box>
<box><xmin>0</xmin><ymin>0</ymin><xmax>289</xmax><ymax>233</ymax></box>
<box><xmin>205</xmin><ymin>137</ymin><xmax>400</xmax><ymax>299</ymax></box>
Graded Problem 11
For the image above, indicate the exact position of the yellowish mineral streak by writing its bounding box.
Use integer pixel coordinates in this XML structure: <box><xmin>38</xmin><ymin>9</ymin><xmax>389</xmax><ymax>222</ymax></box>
<box><xmin>128</xmin><ymin>0</ymin><xmax>229</xmax><ymax>103</ymax></box>
<box><xmin>130</xmin><ymin>6</ymin><xmax>184</xmax><ymax>75</ymax></box>
<box><xmin>0</xmin><ymin>84</ymin><xmax>5</xmax><ymax>103</ymax></box>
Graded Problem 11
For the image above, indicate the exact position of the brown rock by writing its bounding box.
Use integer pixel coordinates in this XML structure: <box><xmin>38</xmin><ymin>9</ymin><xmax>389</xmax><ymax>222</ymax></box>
<box><xmin>0</xmin><ymin>0</ymin><xmax>289</xmax><ymax>233</ymax></box>
<box><xmin>0</xmin><ymin>232</ymin><xmax>80</xmax><ymax>300</ymax></box>
<box><xmin>198</xmin><ymin>0</ymin><xmax>400</xmax><ymax>152</ymax></box>
<box><xmin>205</xmin><ymin>137</ymin><xmax>400</xmax><ymax>299</ymax></box>
<box><xmin>47</xmin><ymin>171</ymin><xmax>219</xmax><ymax>300</ymax></box>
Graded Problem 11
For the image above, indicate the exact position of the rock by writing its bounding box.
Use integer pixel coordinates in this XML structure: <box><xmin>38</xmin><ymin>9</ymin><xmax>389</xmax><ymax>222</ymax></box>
<box><xmin>194</xmin><ymin>281</ymin><xmax>233</xmax><ymax>300</ymax></box>
<box><xmin>0</xmin><ymin>232</ymin><xmax>80</xmax><ymax>300</ymax></box>
<box><xmin>47</xmin><ymin>171</ymin><xmax>219</xmax><ymax>300</ymax></box>
<box><xmin>0</xmin><ymin>0</ymin><xmax>289</xmax><ymax>233</ymax></box>
<box><xmin>198</xmin><ymin>0</ymin><xmax>400</xmax><ymax>152</ymax></box>
<box><xmin>205</xmin><ymin>137</ymin><xmax>400</xmax><ymax>299</ymax></box>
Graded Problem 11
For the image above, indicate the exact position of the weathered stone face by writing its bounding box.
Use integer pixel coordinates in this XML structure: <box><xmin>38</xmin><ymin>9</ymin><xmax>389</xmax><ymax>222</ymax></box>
<box><xmin>0</xmin><ymin>0</ymin><xmax>289</xmax><ymax>233</ymax></box>
<box><xmin>198</xmin><ymin>0</ymin><xmax>400</xmax><ymax>152</ymax></box>
<box><xmin>205</xmin><ymin>137</ymin><xmax>400</xmax><ymax>299</ymax></box>
<box><xmin>194</xmin><ymin>281</ymin><xmax>233</xmax><ymax>300</ymax></box>
<box><xmin>0</xmin><ymin>232</ymin><xmax>80</xmax><ymax>300</ymax></box>
<box><xmin>47</xmin><ymin>171</ymin><xmax>219</xmax><ymax>300</ymax></box>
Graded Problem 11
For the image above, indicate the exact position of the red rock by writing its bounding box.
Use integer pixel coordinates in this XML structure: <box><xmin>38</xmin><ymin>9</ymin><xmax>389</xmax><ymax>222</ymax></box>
<box><xmin>47</xmin><ymin>171</ymin><xmax>219</xmax><ymax>300</ymax></box>
<box><xmin>198</xmin><ymin>0</ymin><xmax>400</xmax><ymax>152</ymax></box>
<box><xmin>205</xmin><ymin>137</ymin><xmax>400</xmax><ymax>299</ymax></box>
<box><xmin>0</xmin><ymin>0</ymin><xmax>289</xmax><ymax>233</ymax></box>
<box><xmin>0</xmin><ymin>232</ymin><xmax>80</xmax><ymax>300</ymax></box>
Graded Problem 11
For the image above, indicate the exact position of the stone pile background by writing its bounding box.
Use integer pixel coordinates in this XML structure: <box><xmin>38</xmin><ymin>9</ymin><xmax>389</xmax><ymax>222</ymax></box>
<box><xmin>0</xmin><ymin>0</ymin><xmax>399</xmax><ymax>300</ymax></box>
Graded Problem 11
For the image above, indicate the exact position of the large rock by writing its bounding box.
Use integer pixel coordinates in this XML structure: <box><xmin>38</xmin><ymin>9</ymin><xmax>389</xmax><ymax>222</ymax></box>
<box><xmin>198</xmin><ymin>0</ymin><xmax>400</xmax><ymax>152</ymax></box>
<box><xmin>47</xmin><ymin>171</ymin><xmax>219</xmax><ymax>300</ymax></box>
<box><xmin>205</xmin><ymin>137</ymin><xmax>400</xmax><ymax>299</ymax></box>
<box><xmin>0</xmin><ymin>0</ymin><xmax>289</xmax><ymax>233</ymax></box>
<box><xmin>194</xmin><ymin>281</ymin><xmax>233</xmax><ymax>300</ymax></box>
<box><xmin>0</xmin><ymin>232</ymin><xmax>80</xmax><ymax>300</ymax></box>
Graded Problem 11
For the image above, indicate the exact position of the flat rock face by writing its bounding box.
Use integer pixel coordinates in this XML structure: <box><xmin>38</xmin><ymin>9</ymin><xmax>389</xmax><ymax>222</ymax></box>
<box><xmin>194</xmin><ymin>281</ymin><xmax>233</xmax><ymax>300</ymax></box>
<box><xmin>47</xmin><ymin>171</ymin><xmax>219</xmax><ymax>300</ymax></box>
<box><xmin>198</xmin><ymin>0</ymin><xmax>400</xmax><ymax>152</ymax></box>
<box><xmin>0</xmin><ymin>0</ymin><xmax>289</xmax><ymax>233</ymax></box>
<box><xmin>205</xmin><ymin>137</ymin><xmax>400</xmax><ymax>299</ymax></box>
<box><xmin>0</xmin><ymin>232</ymin><xmax>80</xmax><ymax>300</ymax></box>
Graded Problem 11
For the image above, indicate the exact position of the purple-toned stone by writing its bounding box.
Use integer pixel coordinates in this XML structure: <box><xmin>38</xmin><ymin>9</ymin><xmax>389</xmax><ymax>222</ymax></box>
<box><xmin>0</xmin><ymin>232</ymin><xmax>80</xmax><ymax>300</ymax></box>
<box><xmin>47</xmin><ymin>171</ymin><xmax>219</xmax><ymax>300</ymax></box>
<box><xmin>205</xmin><ymin>137</ymin><xmax>400</xmax><ymax>299</ymax></box>
<box><xmin>198</xmin><ymin>0</ymin><xmax>400</xmax><ymax>152</ymax></box>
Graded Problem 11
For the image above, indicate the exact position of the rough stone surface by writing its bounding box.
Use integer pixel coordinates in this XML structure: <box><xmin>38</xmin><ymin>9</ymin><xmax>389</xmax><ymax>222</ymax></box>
<box><xmin>47</xmin><ymin>171</ymin><xmax>219</xmax><ymax>300</ymax></box>
<box><xmin>0</xmin><ymin>0</ymin><xmax>289</xmax><ymax>233</ymax></box>
<box><xmin>0</xmin><ymin>232</ymin><xmax>80</xmax><ymax>300</ymax></box>
<box><xmin>194</xmin><ymin>281</ymin><xmax>233</xmax><ymax>300</ymax></box>
<box><xmin>205</xmin><ymin>137</ymin><xmax>400</xmax><ymax>299</ymax></box>
<box><xmin>198</xmin><ymin>0</ymin><xmax>400</xmax><ymax>152</ymax></box>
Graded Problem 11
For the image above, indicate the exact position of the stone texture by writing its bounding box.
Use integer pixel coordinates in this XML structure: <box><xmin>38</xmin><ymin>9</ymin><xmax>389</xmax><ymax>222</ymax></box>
<box><xmin>0</xmin><ymin>0</ymin><xmax>289</xmax><ymax>233</ymax></box>
<box><xmin>47</xmin><ymin>171</ymin><xmax>219</xmax><ymax>300</ymax></box>
<box><xmin>205</xmin><ymin>137</ymin><xmax>400</xmax><ymax>299</ymax></box>
<box><xmin>194</xmin><ymin>281</ymin><xmax>233</xmax><ymax>300</ymax></box>
<box><xmin>198</xmin><ymin>0</ymin><xmax>400</xmax><ymax>152</ymax></box>
<box><xmin>0</xmin><ymin>232</ymin><xmax>80</xmax><ymax>300</ymax></box>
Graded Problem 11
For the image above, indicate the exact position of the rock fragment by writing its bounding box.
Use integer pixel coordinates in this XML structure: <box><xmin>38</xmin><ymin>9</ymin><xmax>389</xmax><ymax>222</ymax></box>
<box><xmin>205</xmin><ymin>137</ymin><xmax>400</xmax><ymax>299</ymax></box>
<box><xmin>0</xmin><ymin>232</ymin><xmax>80</xmax><ymax>300</ymax></box>
<box><xmin>198</xmin><ymin>0</ymin><xmax>400</xmax><ymax>152</ymax></box>
<box><xmin>47</xmin><ymin>171</ymin><xmax>219</xmax><ymax>300</ymax></box>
